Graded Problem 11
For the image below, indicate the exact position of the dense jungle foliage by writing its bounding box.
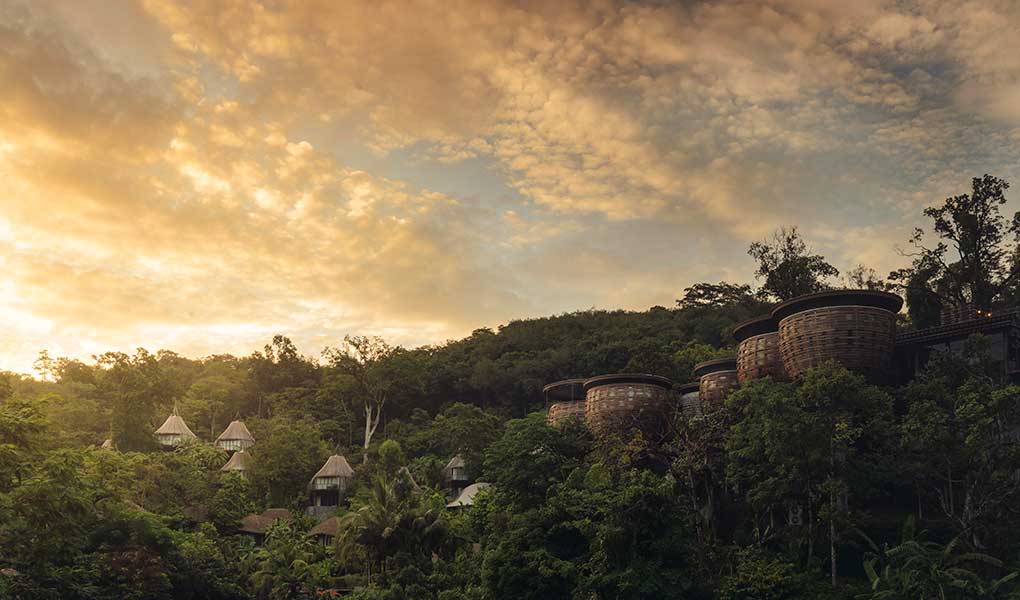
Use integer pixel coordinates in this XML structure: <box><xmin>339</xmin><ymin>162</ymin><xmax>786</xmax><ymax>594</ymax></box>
<box><xmin>4</xmin><ymin>175</ymin><xmax>1020</xmax><ymax>599</ymax></box>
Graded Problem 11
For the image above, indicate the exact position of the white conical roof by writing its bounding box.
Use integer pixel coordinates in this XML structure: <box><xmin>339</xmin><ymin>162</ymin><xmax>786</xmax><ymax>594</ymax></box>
<box><xmin>447</xmin><ymin>482</ymin><xmax>491</xmax><ymax>508</ymax></box>
<box><xmin>154</xmin><ymin>412</ymin><xmax>198</xmax><ymax>439</ymax></box>
<box><xmin>444</xmin><ymin>454</ymin><xmax>465</xmax><ymax>470</ymax></box>
<box><xmin>310</xmin><ymin>455</ymin><xmax>354</xmax><ymax>482</ymax></box>
<box><xmin>221</xmin><ymin>450</ymin><xmax>252</xmax><ymax>472</ymax></box>
<box><xmin>215</xmin><ymin>420</ymin><xmax>254</xmax><ymax>443</ymax></box>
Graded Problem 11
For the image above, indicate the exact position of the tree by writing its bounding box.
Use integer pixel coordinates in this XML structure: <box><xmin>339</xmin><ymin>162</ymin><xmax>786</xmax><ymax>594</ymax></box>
<box><xmin>323</xmin><ymin>336</ymin><xmax>424</xmax><ymax>462</ymax></box>
<box><xmin>0</xmin><ymin>395</ymin><xmax>48</xmax><ymax>492</ymax></box>
<box><xmin>844</xmin><ymin>265</ymin><xmax>894</xmax><ymax>291</ymax></box>
<box><xmin>677</xmin><ymin>282</ymin><xmax>759</xmax><ymax>310</ymax></box>
<box><xmin>483</xmin><ymin>413</ymin><xmax>591</xmax><ymax>511</ymax></box>
<box><xmin>249</xmin><ymin>521</ymin><xmax>323</xmax><ymax>600</ymax></box>
<box><xmin>377</xmin><ymin>439</ymin><xmax>406</xmax><ymax>477</ymax></box>
<box><xmin>183</xmin><ymin>371</ymin><xmax>247</xmax><ymax>439</ymax></box>
<box><xmin>399</xmin><ymin>403</ymin><xmax>502</xmax><ymax>480</ymax></box>
<box><xmin>334</xmin><ymin>475</ymin><xmax>449</xmax><ymax>586</ymax></box>
<box><xmin>890</xmin><ymin>175</ymin><xmax>1019</xmax><ymax>323</ymax></box>
<box><xmin>211</xmin><ymin>474</ymin><xmax>258</xmax><ymax>533</ymax></box>
<box><xmin>250</xmin><ymin>417</ymin><xmax>328</xmax><ymax>506</ymax></box>
<box><xmin>94</xmin><ymin>349</ymin><xmax>178</xmax><ymax>451</ymax></box>
<box><xmin>726</xmin><ymin>364</ymin><xmax>895</xmax><ymax>585</ymax></box>
<box><xmin>249</xmin><ymin>336</ymin><xmax>319</xmax><ymax>418</ymax></box>
<box><xmin>900</xmin><ymin>341</ymin><xmax>1020</xmax><ymax>552</ymax></box>
<box><xmin>860</xmin><ymin>517</ymin><xmax>1020</xmax><ymax>600</ymax></box>
<box><xmin>748</xmin><ymin>227</ymin><xmax>839</xmax><ymax>301</ymax></box>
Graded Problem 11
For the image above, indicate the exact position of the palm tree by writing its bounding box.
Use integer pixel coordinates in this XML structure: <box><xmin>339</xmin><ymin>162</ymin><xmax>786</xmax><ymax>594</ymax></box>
<box><xmin>250</xmin><ymin>521</ymin><xmax>319</xmax><ymax>600</ymax></box>
<box><xmin>333</xmin><ymin>475</ymin><xmax>449</xmax><ymax>582</ymax></box>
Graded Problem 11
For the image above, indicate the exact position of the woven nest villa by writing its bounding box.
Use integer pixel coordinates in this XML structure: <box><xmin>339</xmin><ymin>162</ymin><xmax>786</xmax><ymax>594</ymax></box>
<box><xmin>545</xmin><ymin>289</ymin><xmax>1020</xmax><ymax>441</ymax></box>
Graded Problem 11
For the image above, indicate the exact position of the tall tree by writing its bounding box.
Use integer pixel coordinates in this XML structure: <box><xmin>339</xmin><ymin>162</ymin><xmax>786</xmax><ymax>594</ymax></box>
<box><xmin>900</xmin><ymin>341</ymin><xmax>1020</xmax><ymax>552</ymax></box>
<box><xmin>250</xmin><ymin>417</ymin><xmax>328</xmax><ymax>506</ymax></box>
<box><xmin>677</xmin><ymin>282</ymin><xmax>759</xmax><ymax>310</ymax></box>
<box><xmin>890</xmin><ymin>175</ymin><xmax>1019</xmax><ymax>324</ymax></box>
<box><xmin>95</xmin><ymin>349</ymin><xmax>178</xmax><ymax>451</ymax></box>
<box><xmin>248</xmin><ymin>336</ymin><xmax>319</xmax><ymax>417</ymax></box>
<box><xmin>748</xmin><ymin>227</ymin><xmax>839</xmax><ymax>301</ymax></box>
<box><xmin>726</xmin><ymin>364</ymin><xmax>895</xmax><ymax>585</ymax></box>
<box><xmin>323</xmin><ymin>336</ymin><xmax>423</xmax><ymax>461</ymax></box>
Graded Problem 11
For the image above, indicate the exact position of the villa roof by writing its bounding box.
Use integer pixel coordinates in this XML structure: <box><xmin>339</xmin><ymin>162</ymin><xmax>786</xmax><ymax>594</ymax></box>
<box><xmin>216</xmin><ymin>420</ymin><xmax>255</xmax><ymax>443</ymax></box>
<box><xmin>692</xmin><ymin>358</ymin><xmax>738</xmax><ymax>378</ymax></box>
<box><xmin>444</xmin><ymin>454</ymin><xmax>465</xmax><ymax>471</ymax></box>
<box><xmin>447</xmin><ymin>482</ymin><xmax>491</xmax><ymax>508</ymax></box>
<box><xmin>309</xmin><ymin>516</ymin><xmax>342</xmax><ymax>538</ymax></box>
<box><xmin>154</xmin><ymin>413</ymin><xmax>198</xmax><ymax>439</ymax></box>
<box><xmin>542</xmin><ymin>378</ymin><xmax>586</xmax><ymax>402</ymax></box>
<box><xmin>221</xmin><ymin>450</ymin><xmax>252</xmax><ymax>472</ymax></box>
<box><xmin>311</xmin><ymin>455</ymin><xmax>354</xmax><ymax>482</ymax></box>
<box><xmin>676</xmin><ymin>381</ymin><xmax>700</xmax><ymax>394</ymax></box>
<box><xmin>771</xmin><ymin>289</ymin><xmax>903</xmax><ymax>322</ymax></box>
<box><xmin>583</xmin><ymin>373</ymin><xmax>673</xmax><ymax>391</ymax></box>
<box><xmin>239</xmin><ymin>508</ymin><xmax>292</xmax><ymax>535</ymax></box>
<box><xmin>731</xmin><ymin>315</ymin><xmax>778</xmax><ymax>342</ymax></box>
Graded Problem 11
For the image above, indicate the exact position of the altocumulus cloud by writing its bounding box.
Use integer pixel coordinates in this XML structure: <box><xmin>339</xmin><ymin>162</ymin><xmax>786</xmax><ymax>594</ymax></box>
<box><xmin>2</xmin><ymin>0</ymin><xmax>1020</xmax><ymax>371</ymax></box>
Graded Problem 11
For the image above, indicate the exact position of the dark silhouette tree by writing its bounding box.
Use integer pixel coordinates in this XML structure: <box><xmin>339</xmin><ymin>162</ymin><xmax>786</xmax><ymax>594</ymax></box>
<box><xmin>748</xmin><ymin>227</ymin><xmax>839</xmax><ymax>302</ymax></box>
<box><xmin>890</xmin><ymin>175</ymin><xmax>1020</xmax><ymax>326</ymax></box>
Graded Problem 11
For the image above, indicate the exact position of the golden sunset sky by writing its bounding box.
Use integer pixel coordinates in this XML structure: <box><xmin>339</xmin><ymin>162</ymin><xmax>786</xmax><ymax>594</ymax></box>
<box><xmin>2</xmin><ymin>0</ymin><xmax>1020</xmax><ymax>373</ymax></box>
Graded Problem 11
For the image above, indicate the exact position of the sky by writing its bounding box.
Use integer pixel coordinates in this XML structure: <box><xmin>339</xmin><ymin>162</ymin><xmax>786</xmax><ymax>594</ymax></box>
<box><xmin>2</xmin><ymin>0</ymin><xmax>1020</xmax><ymax>374</ymax></box>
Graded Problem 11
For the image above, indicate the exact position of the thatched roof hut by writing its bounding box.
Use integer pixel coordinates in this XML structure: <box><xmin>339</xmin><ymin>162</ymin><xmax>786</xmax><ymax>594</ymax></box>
<box><xmin>309</xmin><ymin>516</ymin><xmax>342</xmax><ymax>544</ymax></box>
<box><xmin>100</xmin><ymin>438</ymin><xmax>115</xmax><ymax>450</ymax></box>
<box><xmin>215</xmin><ymin>420</ymin><xmax>255</xmax><ymax>452</ymax></box>
<box><xmin>442</xmin><ymin>454</ymin><xmax>468</xmax><ymax>484</ymax></box>
<box><xmin>309</xmin><ymin>455</ymin><xmax>354</xmax><ymax>490</ymax></box>
<box><xmin>447</xmin><ymin>482</ymin><xmax>490</xmax><ymax>508</ymax></box>
<box><xmin>154</xmin><ymin>410</ymin><xmax>198</xmax><ymax>448</ymax></box>
<box><xmin>220</xmin><ymin>450</ymin><xmax>252</xmax><ymax>478</ymax></box>
<box><xmin>239</xmin><ymin>508</ymin><xmax>292</xmax><ymax>542</ymax></box>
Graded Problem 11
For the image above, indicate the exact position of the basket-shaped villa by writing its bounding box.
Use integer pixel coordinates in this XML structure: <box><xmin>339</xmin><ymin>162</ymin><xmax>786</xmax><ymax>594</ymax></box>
<box><xmin>694</xmin><ymin>357</ymin><xmax>739</xmax><ymax>408</ymax></box>
<box><xmin>583</xmin><ymin>373</ymin><xmax>673</xmax><ymax>441</ymax></box>
<box><xmin>544</xmin><ymin>378</ymin><xmax>587</xmax><ymax>427</ymax></box>
<box><xmin>772</xmin><ymin>290</ymin><xmax>902</xmax><ymax>382</ymax></box>
<box><xmin>733</xmin><ymin>316</ymin><xmax>787</xmax><ymax>383</ymax></box>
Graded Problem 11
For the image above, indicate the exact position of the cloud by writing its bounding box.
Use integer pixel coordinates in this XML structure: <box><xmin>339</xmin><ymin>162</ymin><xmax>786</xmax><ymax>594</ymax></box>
<box><xmin>3</xmin><ymin>0</ymin><xmax>1020</xmax><ymax>372</ymax></box>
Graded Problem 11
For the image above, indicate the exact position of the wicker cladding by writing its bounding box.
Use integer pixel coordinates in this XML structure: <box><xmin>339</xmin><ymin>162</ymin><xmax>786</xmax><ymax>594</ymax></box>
<box><xmin>772</xmin><ymin>291</ymin><xmax>902</xmax><ymax>382</ymax></box>
<box><xmin>544</xmin><ymin>379</ymin><xmax>587</xmax><ymax>427</ymax></box>
<box><xmin>582</xmin><ymin>374</ymin><xmax>673</xmax><ymax>440</ymax></box>
<box><xmin>547</xmin><ymin>401</ymin><xmax>586</xmax><ymax>426</ymax></box>
<box><xmin>677</xmin><ymin>382</ymin><xmax>701</xmax><ymax>417</ymax></box>
<box><xmin>693</xmin><ymin>358</ymin><xmax>739</xmax><ymax>407</ymax></box>
<box><xmin>733</xmin><ymin>315</ymin><xmax>787</xmax><ymax>383</ymax></box>
<box><xmin>736</xmin><ymin>332</ymin><xmax>787</xmax><ymax>383</ymax></box>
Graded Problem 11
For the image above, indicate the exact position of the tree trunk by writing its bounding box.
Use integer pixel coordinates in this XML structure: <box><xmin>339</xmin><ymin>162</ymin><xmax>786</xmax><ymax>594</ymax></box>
<box><xmin>829</xmin><ymin>487</ymin><xmax>837</xmax><ymax>586</ymax></box>
<box><xmin>687</xmin><ymin>469</ymin><xmax>703</xmax><ymax>542</ymax></box>
<box><xmin>362</xmin><ymin>397</ymin><xmax>383</xmax><ymax>463</ymax></box>
<box><xmin>947</xmin><ymin>462</ymin><xmax>955</xmax><ymax>517</ymax></box>
<box><xmin>806</xmin><ymin>485</ymin><xmax>815</xmax><ymax>565</ymax></box>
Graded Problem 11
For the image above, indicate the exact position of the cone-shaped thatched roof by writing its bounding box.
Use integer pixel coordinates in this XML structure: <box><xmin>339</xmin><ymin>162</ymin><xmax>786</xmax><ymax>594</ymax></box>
<box><xmin>215</xmin><ymin>420</ymin><xmax>255</xmax><ymax>443</ymax></box>
<box><xmin>447</xmin><ymin>482</ymin><xmax>491</xmax><ymax>508</ymax></box>
<box><xmin>154</xmin><ymin>412</ymin><xmax>198</xmax><ymax>439</ymax></box>
<box><xmin>100</xmin><ymin>438</ymin><xmax>114</xmax><ymax>450</ymax></box>
<box><xmin>444</xmin><ymin>454</ymin><xmax>465</xmax><ymax>471</ymax></box>
<box><xmin>310</xmin><ymin>455</ymin><xmax>354</xmax><ymax>483</ymax></box>
<box><xmin>221</xmin><ymin>450</ymin><xmax>252</xmax><ymax>472</ymax></box>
